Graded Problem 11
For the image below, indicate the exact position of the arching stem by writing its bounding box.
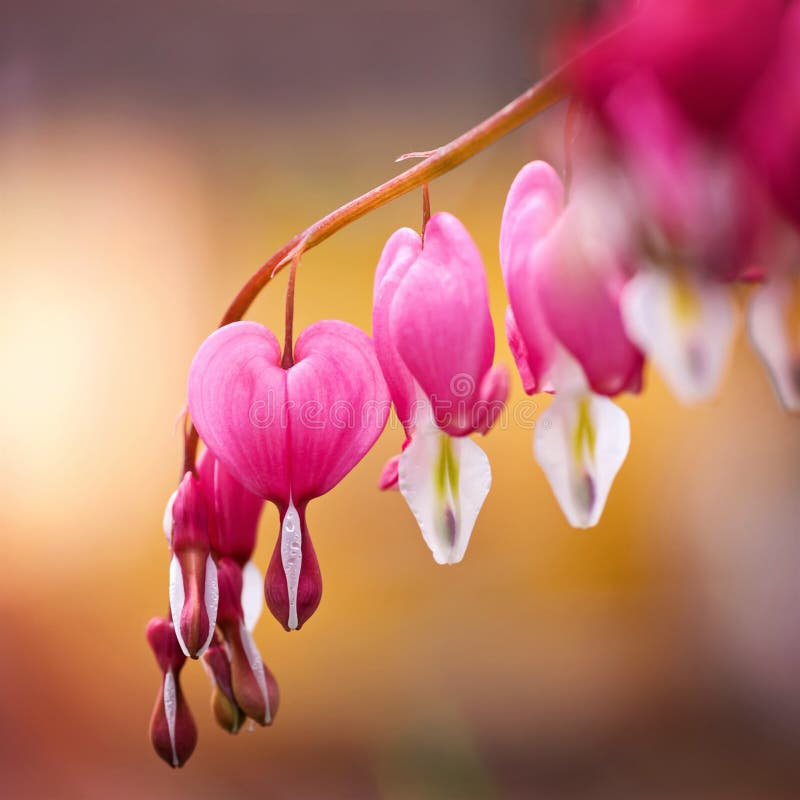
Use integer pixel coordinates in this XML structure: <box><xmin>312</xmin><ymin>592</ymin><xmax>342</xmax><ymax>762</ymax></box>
<box><xmin>281</xmin><ymin>253</ymin><xmax>301</xmax><ymax>369</ymax></box>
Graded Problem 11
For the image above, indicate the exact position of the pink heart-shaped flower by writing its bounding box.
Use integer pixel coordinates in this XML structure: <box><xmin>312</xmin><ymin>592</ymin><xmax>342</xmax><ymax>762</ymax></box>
<box><xmin>188</xmin><ymin>319</ymin><xmax>391</xmax><ymax>508</ymax></box>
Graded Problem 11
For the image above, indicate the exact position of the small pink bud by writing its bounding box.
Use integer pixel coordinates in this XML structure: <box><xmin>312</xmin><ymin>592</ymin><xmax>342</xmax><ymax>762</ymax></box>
<box><xmin>169</xmin><ymin>472</ymin><xmax>218</xmax><ymax>658</ymax></box>
<box><xmin>202</xmin><ymin>636</ymin><xmax>246</xmax><ymax>734</ymax></box>
<box><xmin>473</xmin><ymin>364</ymin><xmax>510</xmax><ymax>435</ymax></box>
<box><xmin>264</xmin><ymin>501</ymin><xmax>322</xmax><ymax>632</ymax></box>
<box><xmin>215</xmin><ymin>558</ymin><xmax>280</xmax><ymax>725</ymax></box>
<box><xmin>146</xmin><ymin>618</ymin><xmax>197</xmax><ymax>768</ymax></box>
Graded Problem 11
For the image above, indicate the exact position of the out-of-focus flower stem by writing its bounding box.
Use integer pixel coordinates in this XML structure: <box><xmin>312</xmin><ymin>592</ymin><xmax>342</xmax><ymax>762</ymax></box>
<box><xmin>182</xmin><ymin>63</ymin><xmax>569</xmax><ymax>472</ymax></box>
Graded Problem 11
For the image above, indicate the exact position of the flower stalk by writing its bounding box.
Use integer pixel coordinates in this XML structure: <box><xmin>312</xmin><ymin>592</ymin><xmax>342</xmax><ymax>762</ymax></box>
<box><xmin>180</xmin><ymin>63</ymin><xmax>568</xmax><ymax>471</ymax></box>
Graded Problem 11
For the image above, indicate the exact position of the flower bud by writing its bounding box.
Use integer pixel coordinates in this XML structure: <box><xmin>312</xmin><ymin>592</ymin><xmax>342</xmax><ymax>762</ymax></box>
<box><xmin>202</xmin><ymin>636</ymin><xmax>246</xmax><ymax>734</ymax></box>
<box><xmin>264</xmin><ymin>500</ymin><xmax>322</xmax><ymax>631</ymax></box>
<box><xmin>216</xmin><ymin>558</ymin><xmax>280</xmax><ymax>725</ymax></box>
<box><xmin>146</xmin><ymin>617</ymin><xmax>197</xmax><ymax>768</ymax></box>
<box><xmin>168</xmin><ymin>471</ymin><xmax>218</xmax><ymax>658</ymax></box>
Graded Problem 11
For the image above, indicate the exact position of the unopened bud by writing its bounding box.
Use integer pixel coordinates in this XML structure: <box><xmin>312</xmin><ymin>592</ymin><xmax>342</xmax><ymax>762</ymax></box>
<box><xmin>264</xmin><ymin>499</ymin><xmax>322</xmax><ymax>631</ymax></box>
<box><xmin>168</xmin><ymin>471</ymin><xmax>218</xmax><ymax>658</ymax></box>
<box><xmin>216</xmin><ymin>558</ymin><xmax>280</xmax><ymax>726</ymax></box>
<box><xmin>202</xmin><ymin>636</ymin><xmax>246</xmax><ymax>734</ymax></box>
<box><xmin>146</xmin><ymin>617</ymin><xmax>197</xmax><ymax>768</ymax></box>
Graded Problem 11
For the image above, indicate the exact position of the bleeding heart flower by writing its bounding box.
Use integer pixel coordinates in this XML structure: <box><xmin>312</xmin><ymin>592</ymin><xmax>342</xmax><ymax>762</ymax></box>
<box><xmin>146</xmin><ymin>617</ymin><xmax>197</xmax><ymax>768</ymax></box>
<box><xmin>188</xmin><ymin>319</ymin><xmax>390</xmax><ymax>630</ymax></box>
<box><xmin>373</xmin><ymin>213</ymin><xmax>506</xmax><ymax>564</ymax></box>
<box><xmin>500</xmin><ymin>160</ymin><xmax>639</xmax><ymax>528</ymax></box>
<box><xmin>166</xmin><ymin>471</ymin><xmax>218</xmax><ymax>658</ymax></box>
<box><xmin>213</xmin><ymin>557</ymin><xmax>280</xmax><ymax>726</ymax></box>
<box><xmin>500</xmin><ymin>161</ymin><xmax>643</xmax><ymax>398</ymax></box>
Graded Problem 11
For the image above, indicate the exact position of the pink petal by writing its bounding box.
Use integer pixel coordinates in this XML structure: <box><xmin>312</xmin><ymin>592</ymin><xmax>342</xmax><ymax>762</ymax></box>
<box><xmin>372</xmin><ymin>227</ymin><xmax>423</xmax><ymax>434</ymax></box>
<box><xmin>378</xmin><ymin>453</ymin><xmax>401</xmax><ymax>490</ymax></box>
<box><xmin>501</xmin><ymin>162</ymin><xmax>562</xmax><ymax>392</ymax></box>
<box><xmin>197</xmin><ymin>449</ymin><xmax>264</xmax><ymax>566</ymax></box>
<box><xmin>188</xmin><ymin>322</ymin><xmax>290</xmax><ymax>504</ymax></box>
<box><xmin>287</xmin><ymin>320</ymin><xmax>391</xmax><ymax>501</ymax></box>
<box><xmin>532</xmin><ymin>210</ymin><xmax>644</xmax><ymax>396</ymax></box>
<box><xmin>500</xmin><ymin>160</ymin><xmax>564</xmax><ymax>281</ymax></box>
<box><xmin>473</xmin><ymin>364</ymin><xmax>509</xmax><ymax>435</ymax></box>
<box><xmin>390</xmin><ymin>212</ymin><xmax>494</xmax><ymax>436</ymax></box>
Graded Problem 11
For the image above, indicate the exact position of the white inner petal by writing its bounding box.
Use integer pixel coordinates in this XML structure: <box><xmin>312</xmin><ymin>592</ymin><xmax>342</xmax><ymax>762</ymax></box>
<box><xmin>280</xmin><ymin>498</ymin><xmax>303</xmax><ymax>631</ymax></box>
<box><xmin>239</xmin><ymin>621</ymin><xmax>271</xmax><ymax>724</ymax></box>
<box><xmin>240</xmin><ymin>560</ymin><xmax>265</xmax><ymax>632</ymax></box>
<box><xmin>398</xmin><ymin>413</ymin><xmax>491</xmax><ymax>565</ymax></box>
<box><xmin>534</xmin><ymin>392</ymin><xmax>630</xmax><ymax>529</ymax></box>
<box><xmin>162</xmin><ymin>668</ymin><xmax>179</xmax><ymax>767</ymax></box>
<box><xmin>621</xmin><ymin>268</ymin><xmax>736</xmax><ymax>404</ymax></box>
<box><xmin>748</xmin><ymin>279</ymin><xmax>800</xmax><ymax>412</ymax></box>
<box><xmin>200</xmin><ymin>555</ymin><xmax>218</xmax><ymax>656</ymax></box>
<box><xmin>168</xmin><ymin>554</ymin><xmax>190</xmax><ymax>658</ymax></box>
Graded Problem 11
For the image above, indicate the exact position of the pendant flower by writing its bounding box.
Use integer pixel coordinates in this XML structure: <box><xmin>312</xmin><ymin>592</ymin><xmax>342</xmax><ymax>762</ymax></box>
<box><xmin>164</xmin><ymin>471</ymin><xmax>218</xmax><ymax>659</ymax></box>
<box><xmin>500</xmin><ymin>160</ymin><xmax>641</xmax><ymax>528</ymax></box>
<box><xmin>197</xmin><ymin>449</ymin><xmax>264</xmax><ymax>631</ymax></box>
<box><xmin>373</xmin><ymin>212</ymin><xmax>507</xmax><ymax>564</ymax></box>
<box><xmin>188</xmin><ymin>319</ymin><xmax>390</xmax><ymax>630</ymax></box>
<box><xmin>146</xmin><ymin>617</ymin><xmax>197</xmax><ymax>768</ymax></box>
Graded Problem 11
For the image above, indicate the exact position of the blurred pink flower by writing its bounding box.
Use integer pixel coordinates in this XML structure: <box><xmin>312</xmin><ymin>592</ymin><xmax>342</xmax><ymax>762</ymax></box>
<box><xmin>500</xmin><ymin>160</ymin><xmax>637</xmax><ymax>527</ymax></box>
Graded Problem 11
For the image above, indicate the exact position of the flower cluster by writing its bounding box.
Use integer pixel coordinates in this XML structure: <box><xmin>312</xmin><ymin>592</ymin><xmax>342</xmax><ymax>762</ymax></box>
<box><xmin>148</xmin><ymin>0</ymin><xmax>800</xmax><ymax>766</ymax></box>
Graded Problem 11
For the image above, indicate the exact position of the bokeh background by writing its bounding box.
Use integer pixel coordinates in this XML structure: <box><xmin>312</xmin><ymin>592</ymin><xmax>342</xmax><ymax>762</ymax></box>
<box><xmin>2</xmin><ymin>1</ymin><xmax>800</xmax><ymax>797</ymax></box>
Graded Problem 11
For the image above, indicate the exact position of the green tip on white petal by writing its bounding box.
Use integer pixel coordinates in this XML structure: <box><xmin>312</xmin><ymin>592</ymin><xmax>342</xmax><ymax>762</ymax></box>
<box><xmin>534</xmin><ymin>393</ymin><xmax>630</xmax><ymax>529</ymax></box>
<box><xmin>622</xmin><ymin>268</ymin><xmax>736</xmax><ymax>404</ymax></box>
<box><xmin>398</xmin><ymin>418</ymin><xmax>491</xmax><ymax>565</ymax></box>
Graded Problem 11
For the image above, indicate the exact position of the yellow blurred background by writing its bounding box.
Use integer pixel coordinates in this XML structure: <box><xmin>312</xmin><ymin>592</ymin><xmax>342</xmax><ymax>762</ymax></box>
<box><xmin>1</xmin><ymin>2</ymin><xmax>799</xmax><ymax>797</ymax></box>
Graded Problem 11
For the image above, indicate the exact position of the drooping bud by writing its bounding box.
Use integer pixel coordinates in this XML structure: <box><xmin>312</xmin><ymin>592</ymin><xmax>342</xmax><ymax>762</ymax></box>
<box><xmin>202</xmin><ymin>635</ymin><xmax>246</xmax><ymax>734</ymax></box>
<box><xmin>168</xmin><ymin>471</ymin><xmax>218</xmax><ymax>658</ymax></box>
<box><xmin>146</xmin><ymin>617</ymin><xmax>197</xmax><ymax>768</ymax></box>
<box><xmin>264</xmin><ymin>500</ymin><xmax>322</xmax><ymax>632</ymax></box>
<box><xmin>216</xmin><ymin>557</ymin><xmax>279</xmax><ymax>725</ymax></box>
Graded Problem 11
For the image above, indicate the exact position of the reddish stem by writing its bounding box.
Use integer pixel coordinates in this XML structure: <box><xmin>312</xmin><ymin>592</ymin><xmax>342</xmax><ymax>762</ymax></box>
<box><xmin>182</xmin><ymin>62</ymin><xmax>571</xmax><ymax>469</ymax></box>
<box><xmin>421</xmin><ymin>183</ymin><xmax>431</xmax><ymax>239</ymax></box>
<box><xmin>281</xmin><ymin>255</ymin><xmax>300</xmax><ymax>369</ymax></box>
